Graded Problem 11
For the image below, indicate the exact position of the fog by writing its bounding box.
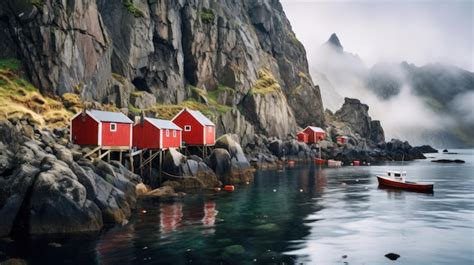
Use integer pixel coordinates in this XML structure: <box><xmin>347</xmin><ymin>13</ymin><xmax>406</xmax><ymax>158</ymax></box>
<box><xmin>280</xmin><ymin>0</ymin><xmax>473</xmax><ymax>147</ymax></box>
<box><xmin>281</xmin><ymin>0</ymin><xmax>473</xmax><ymax>71</ymax></box>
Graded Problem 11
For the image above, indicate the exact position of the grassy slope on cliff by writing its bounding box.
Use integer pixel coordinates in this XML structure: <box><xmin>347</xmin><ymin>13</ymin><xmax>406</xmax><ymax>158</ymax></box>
<box><xmin>0</xmin><ymin>59</ymin><xmax>121</xmax><ymax>128</ymax></box>
<box><xmin>0</xmin><ymin>59</ymin><xmax>73</xmax><ymax>128</ymax></box>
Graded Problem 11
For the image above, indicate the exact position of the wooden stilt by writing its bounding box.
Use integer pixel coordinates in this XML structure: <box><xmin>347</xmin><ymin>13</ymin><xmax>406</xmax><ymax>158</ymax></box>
<box><xmin>119</xmin><ymin>151</ymin><xmax>122</xmax><ymax>164</ymax></box>
<box><xmin>140</xmin><ymin>151</ymin><xmax>144</xmax><ymax>178</ymax></box>
<box><xmin>149</xmin><ymin>150</ymin><xmax>152</xmax><ymax>183</ymax></box>
<box><xmin>159</xmin><ymin>150</ymin><xmax>163</xmax><ymax>185</ymax></box>
<box><xmin>130</xmin><ymin>150</ymin><xmax>134</xmax><ymax>173</ymax></box>
<box><xmin>107</xmin><ymin>151</ymin><xmax>111</xmax><ymax>162</ymax></box>
<box><xmin>98</xmin><ymin>149</ymin><xmax>102</xmax><ymax>161</ymax></box>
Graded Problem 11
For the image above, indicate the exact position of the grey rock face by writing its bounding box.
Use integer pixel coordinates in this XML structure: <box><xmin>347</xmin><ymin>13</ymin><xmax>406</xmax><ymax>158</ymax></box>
<box><xmin>247</xmin><ymin>0</ymin><xmax>325</xmax><ymax>128</ymax></box>
<box><xmin>370</xmin><ymin>120</ymin><xmax>385</xmax><ymax>144</ymax></box>
<box><xmin>242</xmin><ymin>90</ymin><xmax>298</xmax><ymax>138</ymax></box>
<box><xmin>217</xmin><ymin>109</ymin><xmax>255</xmax><ymax>148</ymax></box>
<box><xmin>335</xmin><ymin>98</ymin><xmax>372</xmax><ymax>139</ymax></box>
<box><xmin>1</xmin><ymin>0</ymin><xmax>326</xmax><ymax>139</ymax></box>
<box><xmin>0</xmin><ymin>0</ymin><xmax>112</xmax><ymax>100</ymax></box>
<box><xmin>129</xmin><ymin>92</ymin><xmax>157</xmax><ymax>110</ymax></box>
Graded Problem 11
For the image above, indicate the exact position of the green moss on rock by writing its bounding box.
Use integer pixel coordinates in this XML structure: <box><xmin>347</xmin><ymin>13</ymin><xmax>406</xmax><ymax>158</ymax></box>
<box><xmin>200</xmin><ymin>8</ymin><xmax>215</xmax><ymax>24</ymax></box>
<box><xmin>0</xmin><ymin>59</ymin><xmax>21</xmax><ymax>71</ymax></box>
<box><xmin>123</xmin><ymin>0</ymin><xmax>144</xmax><ymax>18</ymax></box>
<box><xmin>250</xmin><ymin>68</ymin><xmax>281</xmax><ymax>95</ymax></box>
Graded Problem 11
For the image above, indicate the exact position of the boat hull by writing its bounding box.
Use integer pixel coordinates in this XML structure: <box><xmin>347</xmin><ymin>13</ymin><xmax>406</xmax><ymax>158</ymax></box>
<box><xmin>314</xmin><ymin>158</ymin><xmax>325</xmax><ymax>165</ymax></box>
<box><xmin>377</xmin><ymin>176</ymin><xmax>433</xmax><ymax>192</ymax></box>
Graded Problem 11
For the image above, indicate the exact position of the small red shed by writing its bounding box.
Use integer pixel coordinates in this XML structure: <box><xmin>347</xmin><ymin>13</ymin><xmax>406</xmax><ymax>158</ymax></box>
<box><xmin>171</xmin><ymin>108</ymin><xmax>215</xmax><ymax>146</ymax></box>
<box><xmin>303</xmin><ymin>126</ymin><xmax>326</xmax><ymax>143</ymax></box>
<box><xmin>336</xmin><ymin>136</ymin><xmax>348</xmax><ymax>144</ymax></box>
<box><xmin>71</xmin><ymin>110</ymin><xmax>133</xmax><ymax>147</ymax></box>
<box><xmin>133</xmin><ymin>117</ymin><xmax>182</xmax><ymax>149</ymax></box>
<box><xmin>297</xmin><ymin>132</ymin><xmax>308</xmax><ymax>143</ymax></box>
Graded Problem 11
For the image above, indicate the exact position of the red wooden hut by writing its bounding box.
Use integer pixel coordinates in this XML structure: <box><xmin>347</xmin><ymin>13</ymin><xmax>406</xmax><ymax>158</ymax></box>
<box><xmin>303</xmin><ymin>126</ymin><xmax>326</xmax><ymax>143</ymax></box>
<box><xmin>336</xmin><ymin>136</ymin><xmax>348</xmax><ymax>144</ymax></box>
<box><xmin>71</xmin><ymin>110</ymin><xmax>133</xmax><ymax>147</ymax></box>
<box><xmin>133</xmin><ymin>117</ymin><xmax>182</xmax><ymax>150</ymax></box>
<box><xmin>296</xmin><ymin>132</ymin><xmax>308</xmax><ymax>143</ymax></box>
<box><xmin>171</xmin><ymin>108</ymin><xmax>215</xmax><ymax>146</ymax></box>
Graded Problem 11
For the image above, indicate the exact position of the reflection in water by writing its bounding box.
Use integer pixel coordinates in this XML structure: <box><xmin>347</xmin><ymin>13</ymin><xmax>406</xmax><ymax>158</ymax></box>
<box><xmin>160</xmin><ymin>202</ymin><xmax>183</xmax><ymax>234</ymax></box>
<box><xmin>0</xmin><ymin>150</ymin><xmax>472</xmax><ymax>265</ymax></box>
<box><xmin>202</xmin><ymin>201</ymin><xmax>218</xmax><ymax>227</ymax></box>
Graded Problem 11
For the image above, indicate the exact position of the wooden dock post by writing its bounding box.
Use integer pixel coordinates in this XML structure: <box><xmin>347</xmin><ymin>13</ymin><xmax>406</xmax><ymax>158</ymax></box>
<box><xmin>159</xmin><ymin>150</ymin><xmax>163</xmax><ymax>185</ymax></box>
<box><xmin>149</xmin><ymin>150</ymin><xmax>152</xmax><ymax>182</ymax></box>
<box><xmin>129</xmin><ymin>149</ymin><xmax>134</xmax><ymax>173</ymax></box>
<box><xmin>140</xmin><ymin>151</ymin><xmax>144</xmax><ymax>178</ymax></box>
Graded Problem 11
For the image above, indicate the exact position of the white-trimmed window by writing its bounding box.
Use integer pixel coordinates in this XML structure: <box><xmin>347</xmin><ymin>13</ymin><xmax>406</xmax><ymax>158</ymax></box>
<box><xmin>166</xmin><ymin>129</ymin><xmax>170</xmax><ymax>136</ymax></box>
<box><xmin>173</xmin><ymin>130</ymin><xmax>177</xmax><ymax>137</ymax></box>
<box><xmin>208</xmin><ymin>126</ymin><xmax>212</xmax><ymax>132</ymax></box>
<box><xmin>184</xmin><ymin>125</ymin><xmax>191</xmax><ymax>132</ymax></box>
<box><xmin>110</xmin><ymin>123</ymin><xmax>117</xmax><ymax>132</ymax></box>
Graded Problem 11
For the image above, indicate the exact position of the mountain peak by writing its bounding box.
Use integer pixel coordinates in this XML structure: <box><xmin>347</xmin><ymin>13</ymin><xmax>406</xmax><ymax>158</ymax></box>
<box><xmin>327</xmin><ymin>33</ymin><xmax>343</xmax><ymax>52</ymax></box>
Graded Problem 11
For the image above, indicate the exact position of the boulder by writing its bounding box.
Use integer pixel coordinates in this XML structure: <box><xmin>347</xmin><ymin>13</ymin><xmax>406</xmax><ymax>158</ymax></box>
<box><xmin>129</xmin><ymin>92</ymin><xmax>157</xmax><ymax>110</ymax></box>
<box><xmin>268</xmin><ymin>140</ymin><xmax>284</xmax><ymax>158</ymax></box>
<box><xmin>135</xmin><ymin>183</ymin><xmax>150</xmax><ymax>196</ymax></box>
<box><xmin>431</xmin><ymin>159</ymin><xmax>465</xmax><ymax>163</ymax></box>
<box><xmin>145</xmin><ymin>186</ymin><xmax>179</xmax><ymax>197</ymax></box>
<box><xmin>0</xmin><ymin>163</ymin><xmax>39</xmax><ymax>237</ymax></box>
<box><xmin>413</xmin><ymin>145</ymin><xmax>438</xmax><ymax>153</ymax></box>
<box><xmin>29</xmin><ymin>157</ymin><xmax>103</xmax><ymax>234</ymax></box>
<box><xmin>214</xmin><ymin>134</ymin><xmax>253</xmax><ymax>184</ymax></box>
<box><xmin>208</xmin><ymin>148</ymin><xmax>232</xmax><ymax>178</ymax></box>
<box><xmin>162</xmin><ymin>149</ymin><xmax>220</xmax><ymax>190</ymax></box>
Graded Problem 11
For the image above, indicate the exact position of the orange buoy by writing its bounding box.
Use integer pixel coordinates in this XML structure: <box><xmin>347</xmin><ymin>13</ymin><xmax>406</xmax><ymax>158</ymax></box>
<box><xmin>287</xmin><ymin>160</ymin><xmax>296</xmax><ymax>166</ymax></box>
<box><xmin>314</xmin><ymin>158</ymin><xmax>325</xmax><ymax>165</ymax></box>
<box><xmin>224</xmin><ymin>185</ymin><xmax>235</xmax><ymax>191</ymax></box>
<box><xmin>353</xmin><ymin>160</ymin><xmax>360</xmax><ymax>166</ymax></box>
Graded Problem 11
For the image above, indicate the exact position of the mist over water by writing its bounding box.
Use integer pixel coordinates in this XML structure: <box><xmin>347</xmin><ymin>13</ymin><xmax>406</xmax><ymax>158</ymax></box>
<box><xmin>281</xmin><ymin>1</ymin><xmax>474</xmax><ymax>147</ymax></box>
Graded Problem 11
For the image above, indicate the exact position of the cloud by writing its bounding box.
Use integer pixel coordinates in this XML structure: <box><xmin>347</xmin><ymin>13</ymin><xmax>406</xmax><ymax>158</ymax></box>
<box><xmin>281</xmin><ymin>0</ymin><xmax>473</xmax><ymax>71</ymax></box>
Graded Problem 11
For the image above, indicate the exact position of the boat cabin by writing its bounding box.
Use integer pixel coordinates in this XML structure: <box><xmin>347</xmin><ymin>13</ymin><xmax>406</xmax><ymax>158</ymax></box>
<box><xmin>386</xmin><ymin>170</ymin><xmax>407</xmax><ymax>182</ymax></box>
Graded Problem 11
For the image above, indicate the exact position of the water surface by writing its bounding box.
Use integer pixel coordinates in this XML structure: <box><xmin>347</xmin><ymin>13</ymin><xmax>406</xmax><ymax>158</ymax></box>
<box><xmin>1</xmin><ymin>149</ymin><xmax>473</xmax><ymax>264</ymax></box>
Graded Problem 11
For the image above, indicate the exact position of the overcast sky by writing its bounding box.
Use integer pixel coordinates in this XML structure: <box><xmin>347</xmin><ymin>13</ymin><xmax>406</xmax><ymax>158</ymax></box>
<box><xmin>280</xmin><ymin>0</ymin><xmax>473</xmax><ymax>71</ymax></box>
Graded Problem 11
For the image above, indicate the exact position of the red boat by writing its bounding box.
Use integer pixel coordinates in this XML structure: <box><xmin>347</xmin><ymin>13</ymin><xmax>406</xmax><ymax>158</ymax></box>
<box><xmin>377</xmin><ymin>171</ymin><xmax>434</xmax><ymax>192</ymax></box>
<box><xmin>314</xmin><ymin>158</ymin><xmax>325</xmax><ymax>165</ymax></box>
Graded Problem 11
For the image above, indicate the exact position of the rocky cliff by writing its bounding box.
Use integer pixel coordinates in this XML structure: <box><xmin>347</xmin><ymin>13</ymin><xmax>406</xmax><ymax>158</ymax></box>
<box><xmin>0</xmin><ymin>0</ymin><xmax>325</xmax><ymax>139</ymax></box>
<box><xmin>334</xmin><ymin>98</ymin><xmax>385</xmax><ymax>145</ymax></box>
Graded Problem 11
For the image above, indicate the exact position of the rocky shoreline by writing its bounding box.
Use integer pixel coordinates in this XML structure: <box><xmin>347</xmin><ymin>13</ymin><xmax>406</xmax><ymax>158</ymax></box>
<box><xmin>0</xmin><ymin>112</ymin><xmax>435</xmax><ymax>238</ymax></box>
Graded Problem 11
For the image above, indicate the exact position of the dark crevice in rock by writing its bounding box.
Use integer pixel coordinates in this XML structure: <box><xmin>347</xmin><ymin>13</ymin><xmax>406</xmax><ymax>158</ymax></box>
<box><xmin>180</xmin><ymin>5</ymin><xmax>197</xmax><ymax>86</ymax></box>
<box><xmin>131</xmin><ymin>77</ymin><xmax>150</xmax><ymax>93</ymax></box>
<box><xmin>9</xmin><ymin>168</ymin><xmax>41</xmax><ymax>239</ymax></box>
